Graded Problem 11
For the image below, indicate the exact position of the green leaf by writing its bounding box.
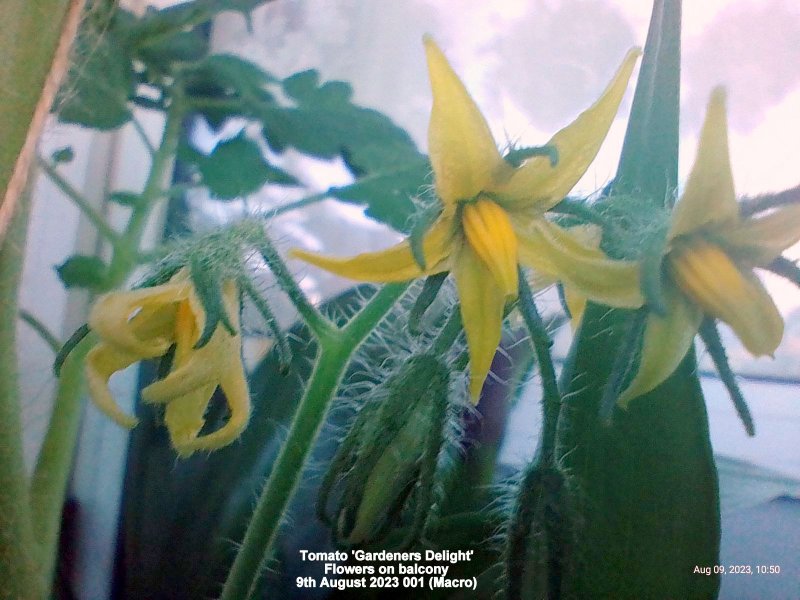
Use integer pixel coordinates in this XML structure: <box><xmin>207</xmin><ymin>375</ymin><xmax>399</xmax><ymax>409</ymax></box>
<box><xmin>135</xmin><ymin>30</ymin><xmax>208</xmax><ymax>70</ymax></box>
<box><xmin>182</xmin><ymin>54</ymin><xmax>277</xmax><ymax>129</ymax></box>
<box><xmin>56</xmin><ymin>255</ymin><xmax>108</xmax><ymax>290</ymax></box>
<box><xmin>181</xmin><ymin>132</ymin><xmax>298</xmax><ymax>200</ymax></box>
<box><xmin>260</xmin><ymin>69</ymin><xmax>423</xmax><ymax>175</ymax></box>
<box><xmin>56</xmin><ymin>12</ymin><xmax>134</xmax><ymax>130</ymax></box>
<box><xmin>130</xmin><ymin>0</ymin><xmax>270</xmax><ymax>43</ymax></box>
<box><xmin>51</xmin><ymin>146</ymin><xmax>74</xmax><ymax>164</ymax></box>
<box><xmin>328</xmin><ymin>159</ymin><xmax>432</xmax><ymax>232</ymax></box>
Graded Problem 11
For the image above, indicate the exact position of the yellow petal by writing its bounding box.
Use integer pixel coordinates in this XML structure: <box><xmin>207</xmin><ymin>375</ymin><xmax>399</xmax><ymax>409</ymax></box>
<box><xmin>290</xmin><ymin>215</ymin><xmax>455</xmax><ymax>282</ymax></box>
<box><xmin>89</xmin><ymin>279</ymin><xmax>191</xmax><ymax>358</ymax></box>
<box><xmin>85</xmin><ymin>344</ymin><xmax>140</xmax><ymax>429</ymax></box>
<box><xmin>164</xmin><ymin>383</ymin><xmax>217</xmax><ymax>456</ymax></box>
<box><xmin>143</xmin><ymin>281</ymin><xmax>243</xmax><ymax>403</ymax></box>
<box><xmin>563</xmin><ymin>286</ymin><xmax>588</xmax><ymax>328</ymax></box>
<box><xmin>719</xmin><ymin>203</ymin><xmax>800</xmax><ymax>266</ymax></box>
<box><xmin>516</xmin><ymin>219</ymin><xmax>643</xmax><ymax>308</ymax></box>
<box><xmin>669</xmin><ymin>88</ymin><xmax>739</xmax><ymax>239</ymax></box>
<box><xmin>490</xmin><ymin>48</ymin><xmax>641</xmax><ymax>210</ymax></box>
<box><xmin>452</xmin><ymin>241</ymin><xmax>506</xmax><ymax>403</ymax></box>
<box><xmin>424</xmin><ymin>36</ymin><xmax>508</xmax><ymax>205</ymax></box>
<box><xmin>163</xmin><ymin>281</ymin><xmax>250</xmax><ymax>456</ymax></box>
<box><xmin>618</xmin><ymin>286</ymin><xmax>703</xmax><ymax>407</ymax></box>
<box><xmin>668</xmin><ymin>239</ymin><xmax>783</xmax><ymax>356</ymax></box>
<box><xmin>461</xmin><ymin>198</ymin><xmax>519</xmax><ymax>296</ymax></box>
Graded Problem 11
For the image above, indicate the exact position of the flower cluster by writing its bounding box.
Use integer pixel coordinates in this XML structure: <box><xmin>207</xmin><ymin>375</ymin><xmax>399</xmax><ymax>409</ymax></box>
<box><xmin>86</xmin><ymin>269</ymin><xmax>250</xmax><ymax>457</ymax></box>
<box><xmin>293</xmin><ymin>38</ymin><xmax>643</xmax><ymax>401</ymax></box>
<box><xmin>292</xmin><ymin>38</ymin><xmax>800</xmax><ymax>407</ymax></box>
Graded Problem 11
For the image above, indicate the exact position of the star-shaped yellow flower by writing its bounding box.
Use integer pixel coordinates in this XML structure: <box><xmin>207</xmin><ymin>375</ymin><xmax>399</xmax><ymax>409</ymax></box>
<box><xmin>85</xmin><ymin>269</ymin><xmax>250</xmax><ymax>456</ymax></box>
<box><xmin>618</xmin><ymin>88</ymin><xmax>800</xmax><ymax>405</ymax></box>
<box><xmin>292</xmin><ymin>38</ymin><xmax>643</xmax><ymax>400</ymax></box>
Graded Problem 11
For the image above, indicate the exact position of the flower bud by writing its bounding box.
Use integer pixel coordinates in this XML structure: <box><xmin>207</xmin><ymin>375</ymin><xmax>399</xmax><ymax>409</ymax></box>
<box><xmin>318</xmin><ymin>354</ymin><xmax>450</xmax><ymax>546</ymax></box>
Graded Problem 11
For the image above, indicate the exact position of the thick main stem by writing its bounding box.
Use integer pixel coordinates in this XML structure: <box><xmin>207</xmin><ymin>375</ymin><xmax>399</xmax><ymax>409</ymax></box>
<box><xmin>29</xmin><ymin>339</ymin><xmax>91</xmax><ymax>587</ymax></box>
<box><xmin>219</xmin><ymin>283</ymin><xmax>407</xmax><ymax>600</ymax></box>
<box><xmin>0</xmin><ymin>192</ymin><xmax>44</xmax><ymax>599</ymax></box>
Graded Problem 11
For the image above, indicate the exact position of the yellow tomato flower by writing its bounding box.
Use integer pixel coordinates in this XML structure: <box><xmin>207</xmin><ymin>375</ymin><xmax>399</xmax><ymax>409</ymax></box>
<box><xmin>292</xmin><ymin>38</ymin><xmax>643</xmax><ymax>401</ymax></box>
<box><xmin>85</xmin><ymin>269</ymin><xmax>250</xmax><ymax>456</ymax></box>
<box><xmin>618</xmin><ymin>88</ymin><xmax>800</xmax><ymax>405</ymax></box>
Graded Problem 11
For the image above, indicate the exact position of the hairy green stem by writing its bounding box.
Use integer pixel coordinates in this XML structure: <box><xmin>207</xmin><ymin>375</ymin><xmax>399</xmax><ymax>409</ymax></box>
<box><xmin>29</xmin><ymin>339</ymin><xmax>91</xmax><ymax>587</ymax></box>
<box><xmin>106</xmin><ymin>95</ymin><xmax>185</xmax><ymax>288</ymax></box>
<box><xmin>37</xmin><ymin>156</ymin><xmax>119</xmax><ymax>244</ymax></box>
<box><xmin>220</xmin><ymin>283</ymin><xmax>408</xmax><ymax>600</ymax></box>
<box><xmin>271</xmin><ymin>191</ymin><xmax>328</xmax><ymax>217</ymax></box>
<box><xmin>517</xmin><ymin>269</ymin><xmax>561</xmax><ymax>461</ymax></box>
<box><xmin>0</xmin><ymin>190</ymin><xmax>44</xmax><ymax>599</ymax></box>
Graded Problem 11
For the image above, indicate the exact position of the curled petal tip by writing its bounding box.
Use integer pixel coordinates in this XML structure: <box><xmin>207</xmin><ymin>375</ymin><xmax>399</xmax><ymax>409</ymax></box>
<box><xmin>628</xmin><ymin>46</ymin><xmax>643</xmax><ymax>58</ymax></box>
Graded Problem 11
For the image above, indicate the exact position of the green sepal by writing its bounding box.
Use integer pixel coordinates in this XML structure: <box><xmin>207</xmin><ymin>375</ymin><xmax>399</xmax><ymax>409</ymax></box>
<box><xmin>54</xmin><ymin>324</ymin><xmax>91</xmax><ymax>377</ymax></box>
<box><xmin>503</xmin><ymin>144</ymin><xmax>558</xmax><ymax>168</ymax></box>
<box><xmin>409</xmin><ymin>272</ymin><xmax>448</xmax><ymax>335</ymax></box>
<box><xmin>188</xmin><ymin>256</ymin><xmax>237</xmax><ymax>349</ymax></box>
<box><xmin>239</xmin><ymin>276</ymin><xmax>293</xmax><ymax>374</ymax></box>
<box><xmin>599</xmin><ymin>308</ymin><xmax>646</xmax><ymax>421</ymax></box>
<box><xmin>554</xmin><ymin>2</ymin><xmax>722</xmax><ymax>597</ymax></box>
<box><xmin>408</xmin><ymin>203</ymin><xmax>442</xmax><ymax>270</ymax></box>
<box><xmin>640</xmin><ymin>230</ymin><xmax>669</xmax><ymax>315</ymax></box>
<box><xmin>698</xmin><ymin>318</ymin><xmax>755</xmax><ymax>436</ymax></box>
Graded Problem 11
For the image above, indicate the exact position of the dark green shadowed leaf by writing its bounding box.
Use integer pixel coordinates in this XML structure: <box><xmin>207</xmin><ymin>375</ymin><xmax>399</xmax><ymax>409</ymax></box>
<box><xmin>328</xmin><ymin>159</ymin><xmax>432</xmax><ymax>233</ymax></box>
<box><xmin>56</xmin><ymin>11</ymin><xmax>135</xmax><ymax>130</ymax></box>
<box><xmin>51</xmin><ymin>146</ymin><xmax>74</xmax><ymax>164</ymax></box>
<box><xmin>182</xmin><ymin>54</ymin><xmax>278</xmax><ymax>129</ymax></box>
<box><xmin>56</xmin><ymin>255</ymin><xmax>108</xmax><ymax>291</ymax></box>
<box><xmin>180</xmin><ymin>132</ymin><xmax>298</xmax><ymax>200</ymax></box>
<box><xmin>260</xmin><ymin>69</ymin><xmax>423</xmax><ymax>175</ymax></box>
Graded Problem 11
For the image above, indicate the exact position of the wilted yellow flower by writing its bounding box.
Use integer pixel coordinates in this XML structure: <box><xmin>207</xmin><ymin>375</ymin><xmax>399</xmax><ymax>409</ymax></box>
<box><xmin>85</xmin><ymin>269</ymin><xmax>250</xmax><ymax>456</ymax></box>
<box><xmin>618</xmin><ymin>88</ymin><xmax>800</xmax><ymax>405</ymax></box>
<box><xmin>292</xmin><ymin>38</ymin><xmax>643</xmax><ymax>400</ymax></box>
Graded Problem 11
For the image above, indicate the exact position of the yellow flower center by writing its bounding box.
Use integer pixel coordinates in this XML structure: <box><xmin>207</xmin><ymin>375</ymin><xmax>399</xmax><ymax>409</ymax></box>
<box><xmin>461</xmin><ymin>197</ymin><xmax>519</xmax><ymax>296</ymax></box>
<box><xmin>668</xmin><ymin>238</ymin><xmax>746</xmax><ymax>321</ymax></box>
